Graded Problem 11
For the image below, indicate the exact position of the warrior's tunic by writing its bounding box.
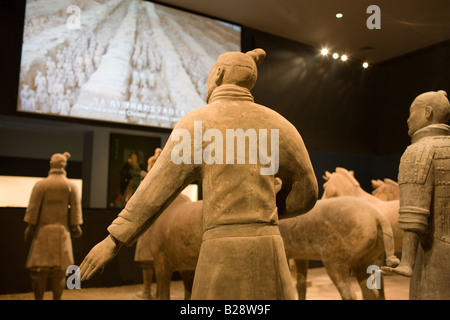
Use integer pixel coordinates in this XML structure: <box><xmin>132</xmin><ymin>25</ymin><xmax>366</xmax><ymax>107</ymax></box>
<box><xmin>398</xmin><ymin>124</ymin><xmax>450</xmax><ymax>299</ymax></box>
<box><xmin>108</xmin><ymin>85</ymin><xmax>317</xmax><ymax>299</ymax></box>
<box><xmin>25</xmin><ymin>168</ymin><xmax>82</xmax><ymax>272</ymax></box>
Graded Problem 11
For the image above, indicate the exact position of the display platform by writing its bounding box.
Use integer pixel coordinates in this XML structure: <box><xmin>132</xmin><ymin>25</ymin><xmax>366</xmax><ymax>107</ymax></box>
<box><xmin>0</xmin><ymin>267</ymin><xmax>410</xmax><ymax>300</ymax></box>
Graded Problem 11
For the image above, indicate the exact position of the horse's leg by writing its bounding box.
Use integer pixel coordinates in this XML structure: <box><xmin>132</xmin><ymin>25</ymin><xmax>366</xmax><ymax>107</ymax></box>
<box><xmin>352</xmin><ymin>258</ymin><xmax>385</xmax><ymax>300</ymax></box>
<box><xmin>180</xmin><ymin>270</ymin><xmax>195</xmax><ymax>300</ymax></box>
<box><xmin>140</xmin><ymin>262</ymin><xmax>155</xmax><ymax>299</ymax></box>
<box><xmin>289</xmin><ymin>259</ymin><xmax>297</xmax><ymax>287</ymax></box>
<box><xmin>373</xmin><ymin>253</ymin><xmax>386</xmax><ymax>300</ymax></box>
<box><xmin>294</xmin><ymin>259</ymin><xmax>308</xmax><ymax>300</ymax></box>
<box><xmin>323</xmin><ymin>261</ymin><xmax>357</xmax><ymax>300</ymax></box>
<box><xmin>154</xmin><ymin>259</ymin><xmax>172</xmax><ymax>300</ymax></box>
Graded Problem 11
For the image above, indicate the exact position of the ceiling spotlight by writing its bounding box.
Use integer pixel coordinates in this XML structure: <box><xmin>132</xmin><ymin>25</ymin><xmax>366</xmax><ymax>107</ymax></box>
<box><xmin>321</xmin><ymin>48</ymin><xmax>328</xmax><ymax>55</ymax></box>
<box><xmin>336</xmin><ymin>13</ymin><xmax>343</xmax><ymax>19</ymax></box>
<box><xmin>332</xmin><ymin>53</ymin><xmax>339</xmax><ymax>59</ymax></box>
<box><xmin>341</xmin><ymin>55</ymin><xmax>348</xmax><ymax>61</ymax></box>
<box><xmin>362</xmin><ymin>62</ymin><xmax>369</xmax><ymax>68</ymax></box>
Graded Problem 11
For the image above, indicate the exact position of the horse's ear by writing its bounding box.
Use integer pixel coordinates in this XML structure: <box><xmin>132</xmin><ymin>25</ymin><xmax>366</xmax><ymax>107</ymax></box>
<box><xmin>371</xmin><ymin>179</ymin><xmax>381</xmax><ymax>188</ymax></box>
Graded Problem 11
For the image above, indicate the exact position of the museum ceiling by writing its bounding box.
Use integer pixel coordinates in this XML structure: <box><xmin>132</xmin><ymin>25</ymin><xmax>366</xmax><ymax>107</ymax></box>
<box><xmin>154</xmin><ymin>0</ymin><xmax>450</xmax><ymax>64</ymax></box>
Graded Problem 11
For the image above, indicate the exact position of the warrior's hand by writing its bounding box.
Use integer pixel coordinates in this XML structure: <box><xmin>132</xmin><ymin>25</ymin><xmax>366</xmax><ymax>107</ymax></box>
<box><xmin>71</xmin><ymin>225</ymin><xmax>83</xmax><ymax>238</ymax></box>
<box><xmin>80</xmin><ymin>235</ymin><xmax>122</xmax><ymax>281</ymax></box>
<box><xmin>381</xmin><ymin>265</ymin><xmax>413</xmax><ymax>277</ymax></box>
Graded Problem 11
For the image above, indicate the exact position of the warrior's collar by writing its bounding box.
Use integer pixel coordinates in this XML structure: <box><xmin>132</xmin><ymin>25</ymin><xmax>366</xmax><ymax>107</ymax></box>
<box><xmin>48</xmin><ymin>168</ymin><xmax>67</xmax><ymax>175</ymax></box>
<box><xmin>411</xmin><ymin>123</ymin><xmax>450</xmax><ymax>144</ymax></box>
<box><xmin>208</xmin><ymin>84</ymin><xmax>254</xmax><ymax>104</ymax></box>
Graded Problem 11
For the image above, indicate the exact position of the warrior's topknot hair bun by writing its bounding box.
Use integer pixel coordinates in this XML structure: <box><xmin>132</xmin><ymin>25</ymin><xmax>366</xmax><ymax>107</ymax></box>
<box><xmin>437</xmin><ymin>90</ymin><xmax>448</xmax><ymax>98</ymax></box>
<box><xmin>50</xmin><ymin>151</ymin><xmax>71</xmax><ymax>169</ymax></box>
<box><xmin>246</xmin><ymin>48</ymin><xmax>266</xmax><ymax>67</ymax></box>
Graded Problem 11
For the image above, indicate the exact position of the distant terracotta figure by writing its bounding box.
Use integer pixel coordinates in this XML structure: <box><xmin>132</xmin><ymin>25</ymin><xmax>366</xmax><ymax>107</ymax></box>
<box><xmin>80</xmin><ymin>48</ymin><xmax>318</xmax><ymax>300</ymax></box>
<box><xmin>146</xmin><ymin>148</ymin><xmax>161</xmax><ymax>171</ymax></box>
<box><xmin>382</xmin><ymin>90</ymin><xmax>450</xmax><ymax>300</ymax></box>
<box><xmin>371</xmin><ymin>178</ymin><xmax>399</xmax><ymax>201</ymax></box>
<box><xmin>134</xmin><ymin>147</ymin><xmax>161</xmax><ymax>300</ymax></box>
<box><xmin>24</xmin><ymin>152</ymin><xmax>83</xmax><ymax>300</ymax></box>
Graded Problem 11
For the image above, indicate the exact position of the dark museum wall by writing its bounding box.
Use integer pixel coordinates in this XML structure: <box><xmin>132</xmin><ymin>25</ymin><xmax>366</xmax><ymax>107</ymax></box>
<box><xmin>0</xmin><ymin>0</ymin><xmax>449</xmax><ymax>294</ymax></box>
<box><xmin>368</xmin><ymin>40</ymin><xmax>450</xmax><ymax>155</ymax></box>
<box><xmin>242</xmin><ymin>28</ymin><xmax>450</xmax><ymax>193</ymax></box>
<box><xmin>242</xmin><ymin>27</ymin><xmax>378</xmax><ymax>194</ymax></box>
<box><xmin>242</xmin><ymin>27</ymin><xmax>373</xmax><ymax>155</ymax></box>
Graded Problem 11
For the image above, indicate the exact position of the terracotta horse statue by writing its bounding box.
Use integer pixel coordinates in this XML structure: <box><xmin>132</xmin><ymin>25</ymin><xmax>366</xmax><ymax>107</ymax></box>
<box><xmin>146</xmin><ymin>193</ymin><xmax>202</xmax><ymax>300</ymax></box>
<box><xmin>371</xmin><ymin>178</ymin><xmax>399</xmax><ymax>201</ymax></box>
<box><xmin>280</xmin><ymin>196</ymin><xmax>399</xmax><ymax>300</ymax></box>
<box><xmin>322</xmin><ymin>167</ymin><xmax>402</xmax><ymax>253</ymax></box>
<box><xmin>146</xmin><ymin>178</ymin><xmax>399</xmax><ymax>300</ymax></box>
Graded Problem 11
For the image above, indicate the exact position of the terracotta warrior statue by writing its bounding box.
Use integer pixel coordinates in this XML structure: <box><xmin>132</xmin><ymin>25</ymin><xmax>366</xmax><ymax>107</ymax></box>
<box><xmin>382</xmin><ymin>90</ymin><xmax>450</xmax><ymax>299</ymax></box>
<box><xmin>80</xmin><ymin>48</ymin><xmax>318</xmax><ymax>300</ymax></box>
<box><xmin>24</xmin><ymin>152</ymin><xmax>83</xmax><ymax>300</ymax></box>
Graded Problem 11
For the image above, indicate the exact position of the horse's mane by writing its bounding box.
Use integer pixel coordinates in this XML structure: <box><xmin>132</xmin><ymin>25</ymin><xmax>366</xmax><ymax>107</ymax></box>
<box><xmin>384</xmin><ymin>178</ymin><xmax>399</xmax><ymax>187</ymax></box>
<box><xmin>335</xmin><ymin>167</ymin><xmax>360</xmax><ymax>187</ymax></box>
<box><xmin>372</xmin><ymin>178</ymin><xmax>399</xmax><ymax>191</ymax></box>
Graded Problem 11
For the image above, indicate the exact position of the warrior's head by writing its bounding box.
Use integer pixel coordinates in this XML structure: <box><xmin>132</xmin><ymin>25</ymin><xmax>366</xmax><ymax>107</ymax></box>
<box><xmin>407</xmin><ymin>90</ymin><xmax>450</xmax><ymax>137</ymax></box>
<box><xmin>50</xmin><ymin>152</ymin><xmax>71</xmax><ymax>169</ymax></box>
<box><xmin>206</xmin><ymin>49</ymin><xmax>266</xmax><ymax>103</ymax></box>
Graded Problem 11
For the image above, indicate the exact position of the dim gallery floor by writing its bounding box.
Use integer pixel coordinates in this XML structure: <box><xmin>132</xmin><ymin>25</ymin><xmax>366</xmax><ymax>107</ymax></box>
<box><xmin>0</xmin><ymin>267</ymin><xmax>410</xmax><ymax>300</ymax></box>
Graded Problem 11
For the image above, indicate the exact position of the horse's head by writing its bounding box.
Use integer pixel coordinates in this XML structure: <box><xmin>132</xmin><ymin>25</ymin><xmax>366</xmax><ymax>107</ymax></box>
<box><xmin>371</xmin><ymin>179</ymin><xmax>383</xmax><ymax>189</ymax></box>
<box><xmin>384</xmin><ymin>178</ymin><xmax>399</xmax><ymax>188</ymax></box>
<box><xmin>371</xmin><ymin>178</ymin><xmax>399</xmax><ymax>201</ymax></box>
<box><xmin>322</xmin><ymin>167</ymin><xmax>360</xmax><ymax>199</ymax></box>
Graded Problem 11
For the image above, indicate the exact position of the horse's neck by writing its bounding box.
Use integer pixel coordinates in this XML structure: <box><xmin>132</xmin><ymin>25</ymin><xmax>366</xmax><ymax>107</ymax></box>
<box><xmin>354</xmin><ymin>187</ymin><xmax>381</xmax><ymax>204</ymax></box>
<box><xmin>172</xmin><ymin>193</ymin><xmax>193</xmax><ymax>206</ymax></box>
